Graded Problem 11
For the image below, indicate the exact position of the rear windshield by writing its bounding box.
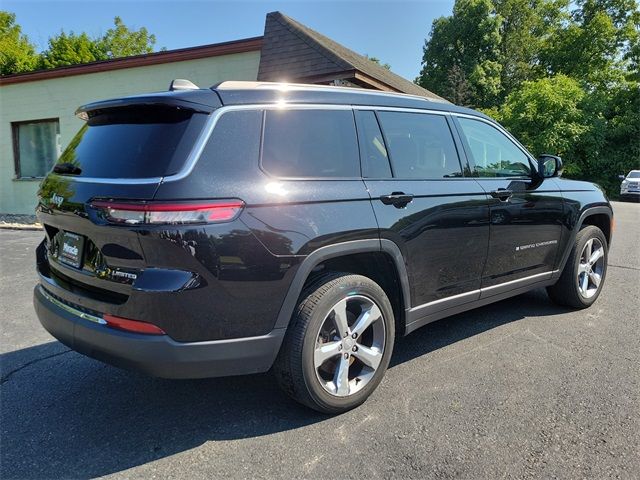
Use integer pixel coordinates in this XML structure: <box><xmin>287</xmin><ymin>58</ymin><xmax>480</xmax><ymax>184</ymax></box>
<box><xmin>55</xmin><ymin>106</ymin><xmax>207</xmax><ymax>178</ymax></box>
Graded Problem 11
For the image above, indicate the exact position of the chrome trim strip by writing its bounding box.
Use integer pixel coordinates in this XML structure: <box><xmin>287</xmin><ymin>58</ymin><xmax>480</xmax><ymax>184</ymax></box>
<box><xmin>481</xmin><ymin>270</ymin><xmax>558</xmax><ymax>293</ymax></box>
<box><xmin>408</xmin><ymin>270</ymin><xmax>560</xmax><ymax>314</ymax></box>
<box><xmin>39</xmin><ymin>286</ymin><xmax>107</xmax><ymax>325</ymax></box>
<box><xmin>352</xmin><ymin>105</ymin><xmax>449</xmax><ymax>115</ymax></box>
<box><xmin>408</xmin><ymin>289</ymin><xmax>479</xmax><ymax>314</ymax></box>
<box><xmin>53</xmin><ymin>175</ymin><xmax>163</xmax><ymax>185</ymax></box>
<box><xmin>60</xmin><ymin>103</ymin><xmax>481</xmax><ymax>185</ymax></box>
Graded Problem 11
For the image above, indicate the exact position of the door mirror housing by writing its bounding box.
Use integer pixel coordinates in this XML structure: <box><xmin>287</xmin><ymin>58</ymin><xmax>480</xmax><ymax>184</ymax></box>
<box><xmin>618</xmin><ymin>174</ymin><xmax>626</xmax><ymax>181</ymax></box>
<box><xmin>537</xmin><ymin>154</ymin><xmax>563</xmax><ymax>178</ymax></box>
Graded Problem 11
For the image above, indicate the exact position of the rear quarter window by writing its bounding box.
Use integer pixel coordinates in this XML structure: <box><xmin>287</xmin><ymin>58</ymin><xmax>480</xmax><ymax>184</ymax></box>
<box><xmin>55</xmin><ymin>106</ymin><xmax>207</xmax><ymax>179</ymax></box>
<box><xmin>261</xmin><ymin>109</ymin><xmax>360</xmax><ymax>178</ymax></box>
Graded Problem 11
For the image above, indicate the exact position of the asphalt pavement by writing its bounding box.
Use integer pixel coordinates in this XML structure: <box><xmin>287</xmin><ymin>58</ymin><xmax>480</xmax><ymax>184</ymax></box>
<box><xmin>1</xmin><ymin>201</ymin><xmax>638</xmax><ymax>479</ymax></box>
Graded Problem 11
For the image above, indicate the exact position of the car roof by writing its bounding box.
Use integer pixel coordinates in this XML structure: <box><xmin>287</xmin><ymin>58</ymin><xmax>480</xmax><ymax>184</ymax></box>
<box><xmin>76</xmin><ymin>81</ymin><xmax>491</xmax><ymax>121</ymax></box>
<box><xmin>212</xmin><ymin>81</ymin><xmax>489</xmax><ymax>119</ymax></box>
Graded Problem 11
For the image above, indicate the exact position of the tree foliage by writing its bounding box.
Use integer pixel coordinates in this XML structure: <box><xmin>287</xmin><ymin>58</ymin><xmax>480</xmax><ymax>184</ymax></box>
<box><xmin>99</xmin><ymin>16</ymin><xmax>155</xmax><ymax>58</ymax></box>
<box><xmin>417</xmin><ymin>0</ymin><xmax>640</xmax><ymax>197</ymax></box>
<box><xmin>0</xmin><ymin>12</ymin><xmax>38</xmax><ymax>75</ymax></box>
<box><xmin>39</xmin><ymin>31</ymin><xmax>105</xmax><ymax>69</ymax></box>
<box><xmin>0</xmin><ymin>13</ymin><xmax>157</xmax><ymax>73</ymax></box>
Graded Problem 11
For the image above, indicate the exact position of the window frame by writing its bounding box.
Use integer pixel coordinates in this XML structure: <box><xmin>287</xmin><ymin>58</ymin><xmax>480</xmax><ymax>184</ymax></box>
<box><xmin>451</xmin><ymin>114</ymin><xmax>536</xmax><ymax>180</ymax></box>
<box><xmin>371</xmin><ymin>109</ymin><xmax>467</xmax><ymax>181</ymax></box>
<box><xmin>11</xmin><ymin>117</ymin><xmax>61</xmax><ymax>179</ymax></box>
<box><xmin>353</xmin><ymin>109</ymin><xmax>393</xmax><ymax>179</ymax></box>
<box><xmin>258</xmin><ymin>106</ymin><xmax>363</xmax><ymax>181</ymax></box>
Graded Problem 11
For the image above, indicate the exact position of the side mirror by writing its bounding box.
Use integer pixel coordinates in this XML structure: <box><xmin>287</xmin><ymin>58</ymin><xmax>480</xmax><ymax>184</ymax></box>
<box><xmin>618</xmin><ymin>175</ymin><xmax>626</xmax><ymax>181</ymax></box>
<box><xmin>537</xmin><ymin>154</ymin><xmax>563</xmax><ymax>178</ymax></box>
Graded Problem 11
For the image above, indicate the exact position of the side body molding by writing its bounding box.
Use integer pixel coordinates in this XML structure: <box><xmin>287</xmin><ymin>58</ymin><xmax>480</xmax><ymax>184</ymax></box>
<box><xmin>273</xmin><ymin>239</ymin><xmax>411</xmax><ymax>330</ymax></box>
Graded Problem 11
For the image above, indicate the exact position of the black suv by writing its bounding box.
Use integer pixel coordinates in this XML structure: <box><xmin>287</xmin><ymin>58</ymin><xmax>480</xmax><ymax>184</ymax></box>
<box><xmin>34</xmin><ymin>81</ymin><xmax>613</xmax><ymax>413</ymax></box>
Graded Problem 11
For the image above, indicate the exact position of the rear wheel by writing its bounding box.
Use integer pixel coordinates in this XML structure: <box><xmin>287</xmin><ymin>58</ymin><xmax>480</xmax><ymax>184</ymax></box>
<box><xmin>274</xmin><ymin>273</ymin><xmax>395</xmax><ymax>414</ymax></box>
<box><xmin>547</xmin><ymin>225</ymin><xmax>608</xmax><ymax>308</ymax></box>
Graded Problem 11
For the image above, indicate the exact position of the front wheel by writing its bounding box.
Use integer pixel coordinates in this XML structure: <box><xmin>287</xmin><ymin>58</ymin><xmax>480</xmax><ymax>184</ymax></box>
<box><xmin>547</xmin><ymin>225</ymin><xmax>608</xmax><ymax>308</ymax></box>
<box><xmin>274</xmin><ymin>273</ymin><xmax>395</xmax><ymax>414</ymax></box>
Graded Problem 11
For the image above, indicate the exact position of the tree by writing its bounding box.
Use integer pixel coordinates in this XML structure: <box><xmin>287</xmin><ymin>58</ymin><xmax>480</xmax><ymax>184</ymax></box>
<box><xmin>38</xmin><ymin>31</ymin><xmax>105</xmax><ymax>69</ymax></box>
<box><xmin>492</xmin><ymin>75</ymin><xmax>588</xmax><ymax>167</ymax></box>
<box><xmin>540</xmin><ymin>0</ymin><xmax>640</xmax><ymax>83</ymax></box>
<box><xmin>493</xmin><ymin>0</ymin><xmax>568</xmax><ymax>96</ymax></box>
<box><xmin>0</xmin><ymin>11</ymin><xmax>38</xmax><ymax>75</ymax></box>
<box><xmin>364</xmin><ymin>55</ymin><xmax>391</xmax><ymax>70</ymax></box>
<box><xmin>417</xmin><ymin>0</ymin><xmax>503</xmax><ymax>108</ymax></box>
<box><xmin>37</xmin><ymin>16</ymin><xmax>157</xmax><ymax>70</ymax></box>
<box><xmin>99</xmin><ymin>16</ymin><xmax>155</xmax><ymax>58</ymax></box>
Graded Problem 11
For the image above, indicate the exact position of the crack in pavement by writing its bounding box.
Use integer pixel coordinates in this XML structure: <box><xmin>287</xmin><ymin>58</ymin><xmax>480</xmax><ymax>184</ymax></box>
<box><xmin>608</xmin><ymin>264</ymin><xmax>640</xmax><ymax>271</ymax></box>
<box><xmin>0</xmin><ymin>349</ymin><xmax>72</xmax><ymax>385</ymax></box>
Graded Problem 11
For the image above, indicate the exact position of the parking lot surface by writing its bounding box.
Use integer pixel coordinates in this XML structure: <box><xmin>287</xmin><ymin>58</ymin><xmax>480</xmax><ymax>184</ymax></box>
<box><xmin>1</xmin><ymin>202</ymin><xmax>638</xmax><ymax>479</ymax></box>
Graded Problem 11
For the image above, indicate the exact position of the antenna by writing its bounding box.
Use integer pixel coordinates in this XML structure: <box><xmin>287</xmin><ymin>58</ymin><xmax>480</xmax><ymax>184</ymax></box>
<box><xmin>169</xmin><ymin>79</ymin><xmax>199</xmax><ymax>91</ymax></box>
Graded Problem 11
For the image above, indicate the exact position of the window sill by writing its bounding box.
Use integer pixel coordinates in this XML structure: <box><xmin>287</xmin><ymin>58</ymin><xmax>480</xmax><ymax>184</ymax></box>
<box><xmin>13</xmin><ymin>177</ymin><xmax>44</xmax><ymax>182</ymax></box>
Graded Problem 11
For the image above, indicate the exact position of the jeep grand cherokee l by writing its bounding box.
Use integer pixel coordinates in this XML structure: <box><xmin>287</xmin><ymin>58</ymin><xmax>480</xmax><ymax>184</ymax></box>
<box><xmin>34</xmin><ymin>81</ymin><xmax>613</xmax><ymax>413</ymax></box>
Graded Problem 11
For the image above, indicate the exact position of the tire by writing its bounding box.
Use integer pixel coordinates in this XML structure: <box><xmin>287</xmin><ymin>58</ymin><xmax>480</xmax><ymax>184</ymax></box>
<box><xmin>274</xmin><ymin>272</ymin><xmax>395</xmax><ymax>414</ymax></box>
<box><xmin>547</xmin><ymin>225</ymin><xmax>608</xmax><ymax>308</ymax></box>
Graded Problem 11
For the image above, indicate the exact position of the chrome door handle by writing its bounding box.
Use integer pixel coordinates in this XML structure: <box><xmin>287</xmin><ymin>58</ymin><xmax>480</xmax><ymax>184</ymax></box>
<box><xmin>490</xmin><ymin>189</ymin><xmax>513</xmax><ymax>201</ymax></box>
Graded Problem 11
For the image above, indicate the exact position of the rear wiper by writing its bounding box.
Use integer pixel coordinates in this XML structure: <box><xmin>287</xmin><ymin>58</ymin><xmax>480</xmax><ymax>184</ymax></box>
<box><xmin>53</xmin><ymin>163</ymin><xmax>82</xmax><ymax>175</ymax></box>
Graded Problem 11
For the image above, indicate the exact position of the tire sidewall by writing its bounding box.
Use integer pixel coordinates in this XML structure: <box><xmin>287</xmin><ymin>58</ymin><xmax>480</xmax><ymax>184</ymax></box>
<box><xmin>571</xmin><ymin>226</ymin><xmax>608</xmax><ymax>307</ymax></box>
<box><xmin>299</xmin><ymin>276</ymin><xmax>395</xmax><ymax>413</ymax></box>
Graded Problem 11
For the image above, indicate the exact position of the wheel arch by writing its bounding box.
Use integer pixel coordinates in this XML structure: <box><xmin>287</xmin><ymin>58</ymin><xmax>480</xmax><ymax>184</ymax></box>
<box><xmin>273</xmin><ymin>239</ymin><xmax>411</xmax><ymax>335</ymax></box>
<box><xmin>556</xmin><ymin>205</ymin><xmax>613</xmax><ymax>275</ymax></box>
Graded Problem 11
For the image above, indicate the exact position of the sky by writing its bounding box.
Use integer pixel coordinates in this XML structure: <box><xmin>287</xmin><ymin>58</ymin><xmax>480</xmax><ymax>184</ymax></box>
<box><xmin>4</xmin><ymin>0</ymin><xmax>455</xmax><ymax>81</ymax></box>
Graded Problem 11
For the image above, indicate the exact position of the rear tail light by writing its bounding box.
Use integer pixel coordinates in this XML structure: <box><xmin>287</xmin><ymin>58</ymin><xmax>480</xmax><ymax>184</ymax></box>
<box><xmin>103</xmin><ymin>314</ymin><xmax>166</xmax><ymax>335</ymax></box>
<box><xmin>90</xmin><ymin>199</ymin><xmax>244</xmax><ymax>225</ymax></box>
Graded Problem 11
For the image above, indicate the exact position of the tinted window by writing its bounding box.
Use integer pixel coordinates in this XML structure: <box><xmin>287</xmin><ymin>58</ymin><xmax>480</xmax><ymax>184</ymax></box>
<box><xmin>628</xmin><ymin>171</ymin><xmax>640</xmax><ymax>178</ymax></box>
<box><xmin>377</xmin><ymin>112</ymin><xmax>462</xmax><ymax>179</ymax></box>
<box><xmin>261</xmin><ymin>109</ymin><xmax>359</xmax><ymax>178</ymax></box>
<box><xmin>457</xmin><ymin>117</ymin><xmax>531</xmax><ymax>177</ymax></box>
<box><xmin>355</xmin><ymin>110</ymin><xmax>392</xmax><ymax>178</ymax></box>
<box><xmin>55</xmin><ymin>107</ymin><xmax>206</xmax><ymax>179</ymax></box>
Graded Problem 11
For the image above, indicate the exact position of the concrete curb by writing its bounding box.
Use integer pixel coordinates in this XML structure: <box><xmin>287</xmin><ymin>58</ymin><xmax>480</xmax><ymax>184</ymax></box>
<box><xmin>0</xmin><ymin>224</ymin><xmax>43</xmax><ymax>231</ymax></box>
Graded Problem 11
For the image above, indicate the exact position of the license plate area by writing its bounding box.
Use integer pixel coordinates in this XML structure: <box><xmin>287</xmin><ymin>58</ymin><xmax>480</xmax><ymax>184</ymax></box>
<box><xmin>59</xmin><ymin>231</ymin><xmax>85</xmax><ymax>269</ymax></box>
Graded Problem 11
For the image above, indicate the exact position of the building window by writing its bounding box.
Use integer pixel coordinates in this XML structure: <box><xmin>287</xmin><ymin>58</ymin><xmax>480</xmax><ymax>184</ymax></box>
<box><xmin>12</xmin><ymin>119</ymin><xmax>61</xmax><ymax>178</ymax></box>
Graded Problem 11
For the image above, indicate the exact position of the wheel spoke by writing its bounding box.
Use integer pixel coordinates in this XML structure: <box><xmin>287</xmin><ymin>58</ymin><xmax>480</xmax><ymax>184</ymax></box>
<box><xmin>351</xmin><ymin>303</ymin><xmax>381</xmax><ymax>337</ymax></box>
<box><xmin>589</xmin><ymin>271</ymin><xmax>601</xmax><ymax>287</ymax></box>
<box><xmin>583</xmin><ymin>239</ymin><xmax>593</xmax><ymax>262</ymax></box>
<box><xmin>580</xmin><ymin>272</ymin><xmax>589</xmax><ymax>293</ymax></box>
<box><xmin>332</xmin><ymin>299</ymin><xmax>350</xmax><ymax>337</ymax></box>
<box><xmin>589</xmin><ymin>247</ymin><xmax>604</xmax><ymax>266</ymax></box>
<box><xmin>333</xmin><ymin>355</ymin><xmax>350</xmax><ymax>396</ymax></box>
<box><xmin>353</xmin><ymin>344</ymin><xmax>382</xmax><ymax>370</ymax></box>
<box><xmin>314</xmin><ymin>341</ymin><xmax>342</xmax><ymax>367</ymax></box>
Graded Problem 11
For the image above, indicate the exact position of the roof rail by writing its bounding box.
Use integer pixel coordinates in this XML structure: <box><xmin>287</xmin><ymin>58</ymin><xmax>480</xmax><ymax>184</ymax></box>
<box><xmin>212</xmin><ymin>81</ymin><xmax>448</xmax><ymax>103</ymax></box>
<box><xmin>169</xmin><ymin>79</ymin><xmax>199</xmax><ymax>91</ymax></box>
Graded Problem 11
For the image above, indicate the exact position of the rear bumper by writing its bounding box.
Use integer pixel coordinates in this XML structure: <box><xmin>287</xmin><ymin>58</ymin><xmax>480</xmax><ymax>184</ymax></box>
<box><xmin>33</xmin><ymin>285</ymin><xmax>285</xmax><ymax>379</ymax></box>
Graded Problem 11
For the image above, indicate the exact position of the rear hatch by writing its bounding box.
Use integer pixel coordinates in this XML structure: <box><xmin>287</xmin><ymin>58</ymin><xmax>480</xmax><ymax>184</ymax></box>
<box><xmin>36</xmin><ymin>92</ymin><xmax>219</xmax><ymax>307</ymax></box>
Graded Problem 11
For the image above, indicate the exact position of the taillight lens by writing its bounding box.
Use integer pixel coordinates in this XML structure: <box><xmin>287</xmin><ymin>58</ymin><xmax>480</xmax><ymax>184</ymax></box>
<box><xmin>103</xmin><ymin>314</ymin><xmax>166</xmax><ymax>335</ymax></box>
<box><xmin>90</xmin><ymin>200</ymin><xmax>244</xmax><ymax>225</ymax></box>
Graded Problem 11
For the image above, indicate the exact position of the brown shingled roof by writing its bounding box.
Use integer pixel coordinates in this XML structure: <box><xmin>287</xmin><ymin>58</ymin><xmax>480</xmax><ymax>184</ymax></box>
<box><xmin>258</xmin><ymin>12</ymin><xmax>443</xmax><ymax>100</ymax></box>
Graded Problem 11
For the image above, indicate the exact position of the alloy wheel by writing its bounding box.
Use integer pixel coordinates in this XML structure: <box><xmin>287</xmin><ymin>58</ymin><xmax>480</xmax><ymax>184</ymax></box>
<box><xmin>313</xmin><ymin>295</ymin><xmax>386</xmax><ymax>397</ymax></box>
<box><xmin>577</xmin><ymin>237</ymin><xmax>605</xmax><ymax>299</ymax></box>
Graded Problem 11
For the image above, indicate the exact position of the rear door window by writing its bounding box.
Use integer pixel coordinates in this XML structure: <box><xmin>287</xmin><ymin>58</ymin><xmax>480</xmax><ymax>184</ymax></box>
<box><xmin>261</xmin><ymin>109</ymin><xmax>360</xmax><ymax>178</ymax></box>
<box><xmin>55</xmin><ymin>106</ymin><xmax>207</xmax><ymax>179</ymax></box>
<box><xmin>377</xmin><ymin>111</ymin><xmax>463</xmax><ymax>179</ymax></box>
